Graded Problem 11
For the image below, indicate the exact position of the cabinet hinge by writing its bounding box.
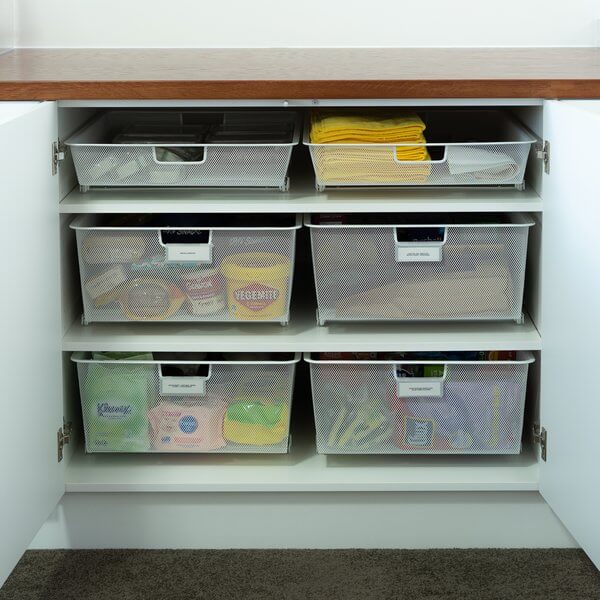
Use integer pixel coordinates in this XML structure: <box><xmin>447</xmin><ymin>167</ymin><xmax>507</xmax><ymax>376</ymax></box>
<box><xmin>533</xmin><ymin>423</ymin><xmax>547</xmax><ymax>462</ymax></box>
<box><xmin>52</xmin><ymin>140</ymin><xmax>66</xmax><ymax>176</ymax></box>
<box><xmin>536</xmin><ymin>140</ymin><xmax>550</xmax><ymax>175</ymax></box>
<box><xmin>57</xmin><ymin>419</ymin><xmax>72</xmax><ymax>463</ymax></box>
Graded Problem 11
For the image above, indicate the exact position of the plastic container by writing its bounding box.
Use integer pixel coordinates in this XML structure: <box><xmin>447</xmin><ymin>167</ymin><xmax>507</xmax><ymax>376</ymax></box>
<box><xmin>72</xmin><ymin>352</ymin><xmax>300</xmax><ymax>454</ymax></box>
<box><xmin>304</xmin><ymin>110</ymin><xmax>536</xmax><ymax>190</ymax></box>
<box><xmin>220</xmin><ymin>253</ymin><xmax>292</xmax><ymax>320</ymax></box>
<box><xmin>306</xmin><ymin>352</ymin><xmax>534</xmax><ymax>455</ymax></box>
<box><xmin>71</xmin><ymin>214</ymin><xmax>300</xmax><ymax>324</ymax></box>
<box><xmin>307</xmin><ymin>213</ymin><xmax>534</xmax><ymax>325</ymax></box>
<box><xmin>66</xmin><ymin>110</ymin><xmax>300</xmax><ymax>191</ymax></box>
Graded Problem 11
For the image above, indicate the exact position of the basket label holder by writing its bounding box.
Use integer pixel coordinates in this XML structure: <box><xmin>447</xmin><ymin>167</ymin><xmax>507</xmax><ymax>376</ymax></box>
<box><xmin>394</xmin><ymin>227</ymin><xmax>447</xmax><ymax>262</ymax></box>
<box><xmin>394</xmin><ymin>364</ymin><xmax>447</xmax><ymax>398</ymax></box>
<box><xmin>159</xmin><ymin>365</ymin><xmax>212</xmax><ymax>396</ymax></box>
<box><xmin>159</xmin><ymin>229</ymin><xmax>213</xmax><ymax>263</ymax></box>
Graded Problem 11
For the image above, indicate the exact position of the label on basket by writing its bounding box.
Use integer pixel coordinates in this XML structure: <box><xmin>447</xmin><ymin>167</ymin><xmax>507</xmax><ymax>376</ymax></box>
<box><xmin>160</xmin><ymin>377</ymin><xmax>206</xmax><ymax>396</ymax></box>
<box><xmin>396</xmin><ymin>246</ymin><xmax>442</xmax><ymax>262</ymax></box>
<box><xmin>397</xmin><ymin>379</ymin><xmax>444</xmax><ymax>398</ymax></box>
<box><xmin>165</xmin><ymin>244</ymin><xmax>212</xmax><ymax>263</ymax></box>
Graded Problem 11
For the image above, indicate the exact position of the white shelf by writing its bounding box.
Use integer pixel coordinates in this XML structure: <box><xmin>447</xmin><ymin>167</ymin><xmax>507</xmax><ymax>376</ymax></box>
<box><xmin>65</xmin><ymin>443</ymin><xmax>539</xmax><ymax>493</ymax></box>
<box><xmin>62</xmin><ymin>309</ymin><xmax>541</xmax><ymax>352</ymax></box>
<box><xmin>59</xmin><ymin>181</ymin><xmax>543</xmax><ymax>214</ymax></box>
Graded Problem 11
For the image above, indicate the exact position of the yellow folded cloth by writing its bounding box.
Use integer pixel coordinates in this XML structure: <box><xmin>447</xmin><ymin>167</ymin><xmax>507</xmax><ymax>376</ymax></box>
<box><xmin>310</xmin><ymin>112</ymin><xmax>427</xmax><ymax>144</ymax></box>
<box><xmin>310</xmin><ymin>113</ymin><xmax>431</xmax><ymax>181</ymax></box>
<box><xmin>314</xmin><ymin>146</ymin><xmax>432</xmax><ymax>183</ymax></box>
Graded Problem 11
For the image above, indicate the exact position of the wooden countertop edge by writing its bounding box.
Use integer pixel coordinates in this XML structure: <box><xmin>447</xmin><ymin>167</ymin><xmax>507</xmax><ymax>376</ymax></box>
<box><xmin>1</xmin><ymin>79</ymin><xmax>600</xmax><ymax>100</ymax></box>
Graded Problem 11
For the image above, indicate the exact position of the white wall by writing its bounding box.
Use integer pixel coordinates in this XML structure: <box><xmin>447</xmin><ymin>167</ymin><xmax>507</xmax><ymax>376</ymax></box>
<box><xmin>0</xmin><ymin>0</ymin><xmax>14</xmax><ymax>51</ymax></box>
<box><xmin>31</xmin><ymin>492</ymin><xmax>576</xmax><ymax>549</ymax></box>
<box><xmin>14</xmin><ymin>0</ymin><xmax>600</xmax><ymax>48</ymax></box>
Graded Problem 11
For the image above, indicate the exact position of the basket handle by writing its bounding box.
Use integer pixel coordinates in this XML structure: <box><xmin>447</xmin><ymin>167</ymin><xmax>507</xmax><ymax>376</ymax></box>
<box><xmin>159</xmin><ymin>364</ymin><xmax>212</xmax><ymax>396</ymax></box>
<box><xmin>152</xmin><ymin>145</ymin><xmax>208</xmax><ymax>165</ymax></box>
<box><xmin>159</xmin><ymin>229</ymin><xmax>213</xmax><ymax>263</ymax></box>
<box><xmin>393</xmin><ymin>227</ymin><xmax>447</xmax><ymax>262</ymax></box>
<box><xmin>392</xmin><ymin>145</ymin><xmax>448</xmax><ymax>164</ymax></box>
<box><xmin>393</xmin><ymin>364</ymin><xmax>447</xmax><ymax>398</ymax></box>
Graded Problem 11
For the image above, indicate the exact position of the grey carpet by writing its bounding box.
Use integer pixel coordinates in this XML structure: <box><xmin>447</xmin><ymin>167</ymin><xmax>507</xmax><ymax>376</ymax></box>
<box><xmin>1</xmin><ymin>549</ymin><xmax>599</xmax><ymax>600</ymax></box>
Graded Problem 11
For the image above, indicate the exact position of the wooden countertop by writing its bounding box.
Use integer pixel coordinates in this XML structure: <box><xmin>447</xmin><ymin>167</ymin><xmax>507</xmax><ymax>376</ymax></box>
<box><xmin>1</xmin><ymin>48</ymin><xmax>600</xmax><ymax>100</ymax></box>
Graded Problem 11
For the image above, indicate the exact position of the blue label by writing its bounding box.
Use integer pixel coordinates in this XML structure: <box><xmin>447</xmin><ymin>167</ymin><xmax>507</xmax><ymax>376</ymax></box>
<box><xmin>179</xmin><ymin>415</ymin><xmax>198</xmax><ymax>434</ymax></box>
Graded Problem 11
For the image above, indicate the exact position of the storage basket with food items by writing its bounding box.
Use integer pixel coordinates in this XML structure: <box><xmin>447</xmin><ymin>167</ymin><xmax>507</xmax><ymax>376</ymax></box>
<box><xmin>72</xmin><ymin>352</ymin><xmax>299</xmax><ymax>454</ymax></box>
<box><xmin>71</xmin><ymin>214</ymin><xmax>300</xmax><ymax>324</ymax></box>
<box><xmin>306</xmin><ymin>351</ymin><xmax>533</xmax><ymax>455</ymax></box>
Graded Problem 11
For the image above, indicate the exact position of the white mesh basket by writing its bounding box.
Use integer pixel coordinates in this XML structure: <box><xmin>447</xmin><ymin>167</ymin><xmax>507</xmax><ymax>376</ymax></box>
<box><xmin>72</xmin><ymin>215</ymin><xmax>300</xmax><ymax>324</ymax></box>
<box><xmin>304</xmin><ymin>110</ymin><xmax>536</xmax><ymax>190</ymax></box>
<box><xmin>72</xmin><ymin>352</ymin><xmax>299</xmax><ymax>453</ymax></box>
<box><xmin>307</xmin><ymin>352</ymin><xmax>533</xmax><ymax>455</ymax></box>
<box><xmin>307</xmin><ymin>213</ymin><xmax>533</xmax><ymax>324</ymax></box>
<box><xmin>66</xmin><ymin>111</ymin><xmax>300</xmax><ymax>191</ymax></box>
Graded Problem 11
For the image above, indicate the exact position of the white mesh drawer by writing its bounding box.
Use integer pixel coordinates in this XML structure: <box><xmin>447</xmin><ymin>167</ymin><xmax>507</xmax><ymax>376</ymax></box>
<box><xmin>307</xmin><ymin>352</ymin><xmax>533</xmax><ymax>455</ymax></box>
<box><xmin>66</xmin><ymin>110</ymin><xmax>300</xmax><ymax>191</ymax></box>
<box><xmin>307</xmin><ymin>214</ymin><xmax>533</xmax><ymax>324</ymax></box>
<box><xmin>72</xmin><ymin>352</ymin><xmax>299</xmax><ymax>453</ymax></box>
<box><xmin>304</xmin><ymin>110</ymin><xmax>536</xmax><ymax>189</ymax></box>
<box><xmin>72</xmin><ymin>215</ymin><xmax>300</xmax><ymax>324</ymax></box>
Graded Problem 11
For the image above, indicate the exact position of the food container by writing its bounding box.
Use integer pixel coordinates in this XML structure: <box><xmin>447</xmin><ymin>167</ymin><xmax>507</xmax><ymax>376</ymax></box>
<box><xmin>181</xmin><ymin>268</ymin><xmax>226</xmax><ymax>316</ymax></box>
<box><xmin>220</xmin><ymin>253</ymin><xmax>291</xmax><ymax>320</ymax></box>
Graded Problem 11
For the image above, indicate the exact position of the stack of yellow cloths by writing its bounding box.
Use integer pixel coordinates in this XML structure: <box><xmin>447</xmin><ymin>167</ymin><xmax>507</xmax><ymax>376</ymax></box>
<box><xmin>309</xmin><ymin>112</ymin><xmax>432</xmax><ymax>183</ymax></box>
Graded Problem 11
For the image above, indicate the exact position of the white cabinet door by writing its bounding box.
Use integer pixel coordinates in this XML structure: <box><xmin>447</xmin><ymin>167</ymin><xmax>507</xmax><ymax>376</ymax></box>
<box><xmin>541</xmin><ymin>100</ymin><xmax>600</xmax><ymax>567</ymax></box>
<box><xmin>0</xmin><ymin>102</ymin><xmax>64</xmax><ymax>586</ymax></box>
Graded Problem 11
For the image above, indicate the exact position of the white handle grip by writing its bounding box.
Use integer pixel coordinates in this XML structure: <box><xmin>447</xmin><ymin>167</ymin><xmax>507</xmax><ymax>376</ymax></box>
<box><xmin>391</xmin><ymin>145</ymin><xmax>448</xmax><ymax>165</ymax></box>
<box><xmin>152</xmin><ymin>145</ymin><xmax>208</xmax><ymax>165</ymax></box>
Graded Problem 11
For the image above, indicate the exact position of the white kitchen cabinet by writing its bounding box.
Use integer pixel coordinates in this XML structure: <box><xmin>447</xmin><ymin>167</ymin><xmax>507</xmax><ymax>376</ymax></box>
<box><xmin>0</xmin><ymin>98</ymin><xmax>598</xmax><ymax>587</ymax></box>
<box><xmin>0</xmin><ymin>102</ymin><xmax>63</xmax><ymax>585</ymax></box>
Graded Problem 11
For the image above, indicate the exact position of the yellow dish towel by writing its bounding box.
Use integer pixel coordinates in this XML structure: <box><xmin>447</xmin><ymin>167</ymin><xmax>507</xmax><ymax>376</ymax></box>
<box><xmin>314</xmin><ymin>146</ymin><xmax>432</xmax><ymax>183</ymax></box>
<box><xmin>310</xmin><ymin>112</ymin><xmax>431</xmax><ymax>175</ymax></box>
<box><xmin>310</xmin><ymin>112</ymin><xmax>427</xmax><ymax>144</ymax></box>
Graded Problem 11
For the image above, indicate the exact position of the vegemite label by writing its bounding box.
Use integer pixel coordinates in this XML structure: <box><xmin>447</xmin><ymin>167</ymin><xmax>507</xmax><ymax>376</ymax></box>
<box><xmin>234</xmin><ymin>283</ymin><xmax>280</xmax><ymax>311</ymax></box>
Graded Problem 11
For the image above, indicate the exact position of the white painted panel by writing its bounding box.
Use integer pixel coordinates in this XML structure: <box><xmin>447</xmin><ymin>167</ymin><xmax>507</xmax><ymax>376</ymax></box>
<box><xmin>30</xmin><ymin>492</ymin><xmax>576</xmax><ymax>550</ymax></box>
<box><xmin>14</xmin><ymin>0</ymin><xmax>600</xmax><ymax>48</ymax></box>
<box><xmin>0</xmin><ymin>102</ymin><xmax>63</xmax><ymax>586</ymax></box>
<box><xmin>0</xmin><ymin>0</ymin><xmax>14</xmax><ymax>52</ymax></box>
<box><xmin>540</xmin><ymin>100</ymin><xmax>600</xmax><ymax>568</ymax></box>
<box><xmin>18</xmin><ymin>0</ymin><xmax>599</xmax><ymax>47</ymax></box>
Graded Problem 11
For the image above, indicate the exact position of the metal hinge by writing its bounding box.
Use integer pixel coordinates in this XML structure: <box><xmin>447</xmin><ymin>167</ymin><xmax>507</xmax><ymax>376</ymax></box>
<box><xmin>52</xmin><ymin>140</ymin><xmax>66</xmax><ymax>176</ymax></box>
<box><xmin>57</xmin><ymin>419</ymin><xmax>72</xmax><ymax>462</ymax></box>
<box><xmin>536</xmin><ymin>140</ymin><xmax>550</xmax><ymax>175</ymax></box>
<box><xmin>533</xmin><ymin>423</ymin><xmax>547</xmax><ymax>462</ymax></box>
